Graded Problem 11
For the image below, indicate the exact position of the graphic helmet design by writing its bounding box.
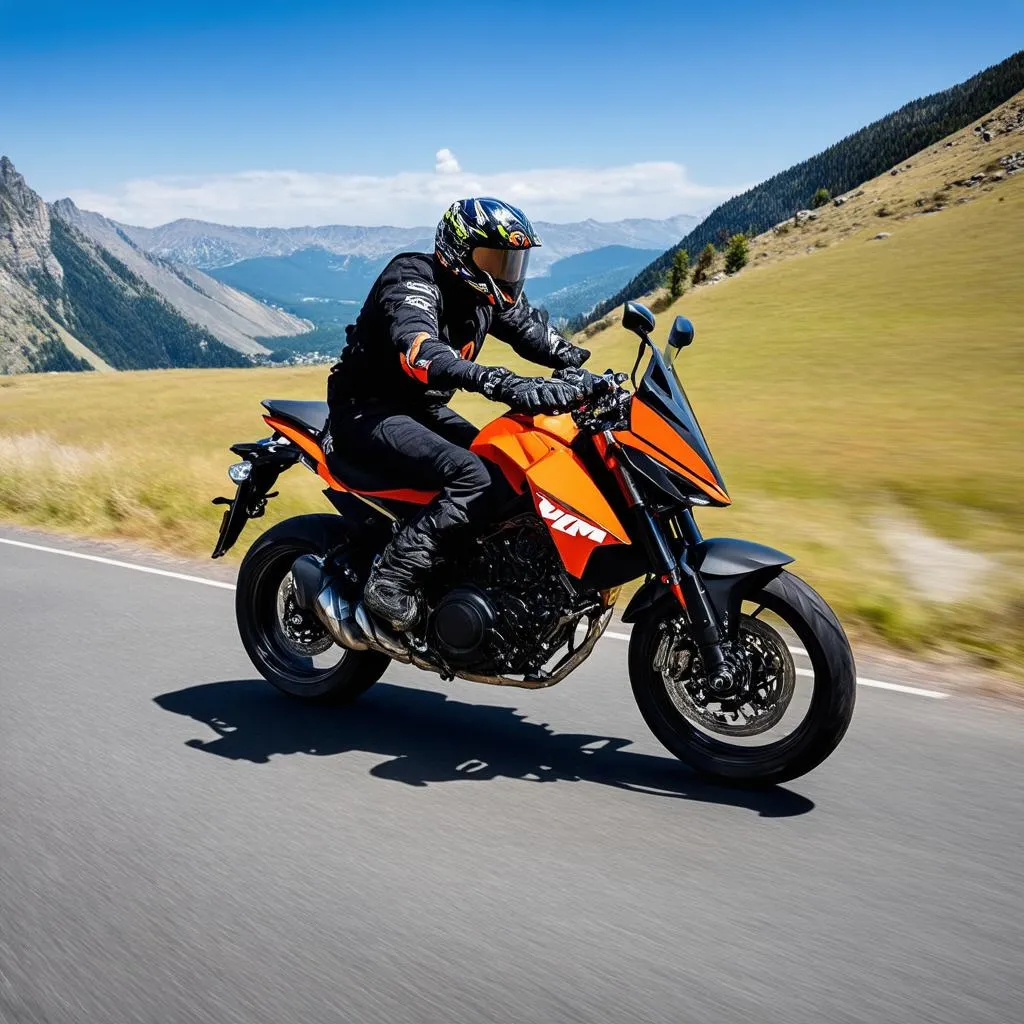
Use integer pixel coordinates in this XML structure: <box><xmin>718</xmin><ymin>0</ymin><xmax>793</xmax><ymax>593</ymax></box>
<box><xmin>434</xmin><ymin>197</ymin><xmax>541</xmax><ymax>312</ymax></box>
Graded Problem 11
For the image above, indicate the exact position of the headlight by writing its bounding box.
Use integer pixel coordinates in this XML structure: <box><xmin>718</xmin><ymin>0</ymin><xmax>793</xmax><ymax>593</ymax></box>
<box><xmin>228</xmin><ymin>461</ymin><xmax>252</xmax><ymax>484</ymax></box>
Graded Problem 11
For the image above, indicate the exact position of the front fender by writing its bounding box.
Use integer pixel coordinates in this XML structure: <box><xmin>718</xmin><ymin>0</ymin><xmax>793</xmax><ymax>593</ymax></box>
<box><xmin>621</xmin><ymin>537</ymin><xmax>793</xmax><ymax>631</ymax></box>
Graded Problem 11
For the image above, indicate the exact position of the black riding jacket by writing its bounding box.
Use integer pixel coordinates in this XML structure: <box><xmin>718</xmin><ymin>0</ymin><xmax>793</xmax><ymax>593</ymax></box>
<box><xmin>328</xmin><ymin>252</ymin><xmax>580</xmax><ymax>411</ymax></box>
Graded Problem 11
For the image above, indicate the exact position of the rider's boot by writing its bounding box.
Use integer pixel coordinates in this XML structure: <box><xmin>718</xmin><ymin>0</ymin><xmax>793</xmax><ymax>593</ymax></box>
<box><xmin>363</xmin><ymin>502</ymin><xmax>457</xmax><ymax>632</ymax></box>
<box><xmin>363</xmin><ymin>547</ymin><xmax>423</xmax><ymax>632</ymax></box>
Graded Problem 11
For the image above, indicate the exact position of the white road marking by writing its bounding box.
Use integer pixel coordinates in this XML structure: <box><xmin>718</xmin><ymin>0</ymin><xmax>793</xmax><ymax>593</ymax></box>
<box><xmin>795</xmin><ymin>667</ymin><xmax>947</xmax><ymax>699</ymax></box>
<box><xmin>0</xmin><ymin>537</ymin><xmax>236</xmax><ymax>590</ymax></box>
<box><xmin>597</xmin><ymin>626</ymin><xmax>949</xmax><ymax>699</ymax></box>
<box><xmin>1</xmin><ymin>535</ymin><xmax>950</xmax><ymax>700</ymax></box>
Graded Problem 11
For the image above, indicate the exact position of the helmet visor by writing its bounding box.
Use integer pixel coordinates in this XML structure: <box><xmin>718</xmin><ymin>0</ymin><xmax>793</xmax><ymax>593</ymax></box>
<box><xmin>472</xmin><ymin>246</ymin><xmax>531</xmax><ymax>302</ymax></box>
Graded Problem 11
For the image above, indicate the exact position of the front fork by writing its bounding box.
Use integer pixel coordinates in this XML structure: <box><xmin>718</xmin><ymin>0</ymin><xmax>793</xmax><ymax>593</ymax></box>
<box><xmin>601</xmin><ymin>432</ymin><xmax>730</xmax><ymax>681</ymax></box>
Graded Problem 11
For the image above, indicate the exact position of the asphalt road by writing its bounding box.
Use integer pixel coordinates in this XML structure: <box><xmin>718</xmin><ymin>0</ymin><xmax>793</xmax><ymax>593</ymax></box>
<box><xmin>2</xmin><ymin>530</ymin><xmax>1022</xmax><ymax>1024</ymax></box>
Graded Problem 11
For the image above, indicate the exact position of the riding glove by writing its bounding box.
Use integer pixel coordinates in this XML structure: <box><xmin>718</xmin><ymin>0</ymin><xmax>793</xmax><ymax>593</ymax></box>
<box><xmin>553</xmin><ymin>366</ymin><xmax>605</xmax><ymax>398</ymax></box>
<box><xmin>554</xmin><ymin>340</ymin><xmax>592</xmax><ymax>368</ymax></box>
<box><xmin>481</xmin><ymin>367</ymin><xmax>583</xmax><ymax>415</ymax></box>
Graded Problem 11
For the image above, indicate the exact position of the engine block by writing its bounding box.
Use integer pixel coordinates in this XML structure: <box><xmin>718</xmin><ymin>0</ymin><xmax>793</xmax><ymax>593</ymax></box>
<box><xmin>427</xmin><ymin>516</ymin><xmax>591</xmax><ymax>675</ymax></box>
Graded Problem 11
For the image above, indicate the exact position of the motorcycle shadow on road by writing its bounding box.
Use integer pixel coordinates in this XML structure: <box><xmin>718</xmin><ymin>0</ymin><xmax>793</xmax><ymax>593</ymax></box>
<box><xmin>153</xmin><ymin>679</ymin><xmax>814</xmax><ymax>817</ymax></box>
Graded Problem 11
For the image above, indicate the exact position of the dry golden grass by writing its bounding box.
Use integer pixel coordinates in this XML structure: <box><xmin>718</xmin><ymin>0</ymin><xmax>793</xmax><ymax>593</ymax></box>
<box><xmin>0</xmin><ymin>367</ymin><xmax>331</xmax><ymax>554</ymax></box>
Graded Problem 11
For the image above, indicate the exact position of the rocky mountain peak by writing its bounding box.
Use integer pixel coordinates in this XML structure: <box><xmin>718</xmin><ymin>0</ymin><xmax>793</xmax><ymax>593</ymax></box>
<box><xmin>2</xmin><ymin>155</ymin><xmax>33</xmax><ymax>199</ymax></box>
<box><xmin>51</xmin><ymin>197</ymin><xmax>80</xmax><ymax>219</ymax></box>
<box><xmin>0</xmin><ymin>154</ymin><xmax>63</xmax><ymax>285</ymax></box>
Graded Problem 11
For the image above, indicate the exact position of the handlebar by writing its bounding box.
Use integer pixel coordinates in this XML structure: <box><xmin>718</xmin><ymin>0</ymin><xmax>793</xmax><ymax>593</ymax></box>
<box><xmin>570</xmin><ymin>370</ymin><xmax>631</xmax><ymax>432</ymax></box>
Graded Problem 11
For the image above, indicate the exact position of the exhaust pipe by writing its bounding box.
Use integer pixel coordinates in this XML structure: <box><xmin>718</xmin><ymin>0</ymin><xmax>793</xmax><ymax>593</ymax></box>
<box><xmin>290</xmin><ymin>554</ymin><xmax>326</xmax><ymax>610</ymax></box>
<box><xmin>289</xmin><ymin>554</ymin><xmax>369</xmax><ymax>651</ymax></box>
<box><xmin>315</xmin><ymin>585</ymin><xmax>370</xmax><ymax>651</ymax></box>
<box><xmin>354</xmin><ymin>603</ymin><xmax>410</xmax><ymax>659</ymax></box>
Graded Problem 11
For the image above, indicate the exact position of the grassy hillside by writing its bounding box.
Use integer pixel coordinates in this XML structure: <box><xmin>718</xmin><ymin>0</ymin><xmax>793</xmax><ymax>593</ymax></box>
<box><xmin>581</xmin><ymin>48</ymin><xmax>1024</xmax><ymax>327</ymax></box>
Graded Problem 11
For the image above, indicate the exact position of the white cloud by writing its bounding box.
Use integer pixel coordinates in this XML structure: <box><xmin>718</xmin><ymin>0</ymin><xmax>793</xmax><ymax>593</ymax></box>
<box><xmin>66</xmin><ymin>157</ymin><xmax>742</xmax><ymax>228</ymax></box>
<box><xmin>435</xmin><ymin>148</ymin><xmax>461</xmax><ymax>175</ymax></box>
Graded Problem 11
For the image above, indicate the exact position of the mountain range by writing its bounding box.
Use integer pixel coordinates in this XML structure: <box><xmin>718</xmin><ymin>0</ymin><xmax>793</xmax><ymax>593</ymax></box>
<box><xmin>0</xmin><ymin>161</ymin><xmax>698</xmax><ymax>372</ymax></box>
<box><xmin>0</xmin><ymin>158</ymin><xmax>311</xmax><ymax>373</ymax></box>
<box><xmin>119</xmin><ymin>214</ymin><xmax>699</xmax><ymax>273</ymax></box>
<box><xmin>114</xmin><ymin>213</ymin><xmax>698</xmax><ymax>328</ymax></box>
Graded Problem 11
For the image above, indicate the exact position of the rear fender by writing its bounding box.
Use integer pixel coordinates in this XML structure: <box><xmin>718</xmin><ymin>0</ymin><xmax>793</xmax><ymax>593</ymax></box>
<box><xmin>211</xmin><ymin>438</ymin><xmax>299</xmax><ymax>558</ymax></box>
<box><xmin>620</xmin><ymin>538</ymin><xmax>794</xmax><ymax>633</ymax></box>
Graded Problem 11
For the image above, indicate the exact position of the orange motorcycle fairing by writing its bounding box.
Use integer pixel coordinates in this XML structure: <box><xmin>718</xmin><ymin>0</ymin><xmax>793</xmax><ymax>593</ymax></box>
<box><xmin>470</xmin><ymin>412</ymin><xmax>578</xmax><ymax>493</ymax></box>
<box><xmin>614</xmin><ymin>396</ymin><xmax>731</xmax><ymax>506</ymax></box>
<box><xmin>526</xmin><ymin>451</ymin><xmax>630</xmax><ymax>578</ymax></box>
<box><xmin>267</xmin><ymin>408</ymin><xmax>628</xmax><ymax>577</ymax></box>
<box><xmin>472</xmin><ymin>413</ymin><xmax>629</xmax><ymax>578</ymax></box>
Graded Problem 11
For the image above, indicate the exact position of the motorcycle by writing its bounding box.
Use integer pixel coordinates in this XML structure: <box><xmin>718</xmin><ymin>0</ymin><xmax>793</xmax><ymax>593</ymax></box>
<box><xmin>212</xmin><ymin>302</ymin><xmax>855</xmax><ymax>784</ymax></box>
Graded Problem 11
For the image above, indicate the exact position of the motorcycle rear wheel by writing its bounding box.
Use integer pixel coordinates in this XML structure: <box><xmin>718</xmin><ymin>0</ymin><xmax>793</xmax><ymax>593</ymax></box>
<box><xmin>629</xmin><ymin>570</ymin><xmax>855</xmax><ymax>785</ymax></box>
<box><xmin>236</xmin><ymin>514</ymin><xmax>390</xmax><ymax>703</ymax></box>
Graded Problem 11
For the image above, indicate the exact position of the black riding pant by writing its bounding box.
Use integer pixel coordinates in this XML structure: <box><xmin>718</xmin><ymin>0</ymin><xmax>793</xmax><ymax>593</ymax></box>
<box><xmin>327</xmin><ymin>402</ymin><xmax>505</xmax><ymax>573</ymax></box>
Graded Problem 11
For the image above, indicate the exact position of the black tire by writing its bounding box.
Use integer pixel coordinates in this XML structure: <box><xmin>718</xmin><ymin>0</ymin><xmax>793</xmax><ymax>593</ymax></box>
<box><xmin>235</xmin><ymin>514</ymin><xmax>390</xmax><ymax>703</ymax></box>
<box><xmin>629</xmin><ymin>570</ymin><xmax>856</xmax><ymax>785</ymax></box>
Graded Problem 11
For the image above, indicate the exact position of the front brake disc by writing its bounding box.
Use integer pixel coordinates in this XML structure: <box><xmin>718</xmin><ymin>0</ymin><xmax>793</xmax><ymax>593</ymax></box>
<box><xmin>660</xmin><ymin>616</ymin><xmax>795</xmax><ymax>737</ymax></box>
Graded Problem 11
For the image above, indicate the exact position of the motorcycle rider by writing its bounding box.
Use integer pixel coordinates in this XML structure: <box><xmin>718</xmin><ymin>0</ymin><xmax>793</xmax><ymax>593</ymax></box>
<box><xmin>326</xmin><ymin>197</ymin><xmax>600</xmax><ymax>632</ymax></box>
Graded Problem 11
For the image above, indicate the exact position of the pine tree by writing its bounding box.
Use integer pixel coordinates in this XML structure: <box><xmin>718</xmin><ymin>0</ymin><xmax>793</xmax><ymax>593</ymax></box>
<box><xmin>724</xmin><ymin>234</ymin><xmax>749</xmax><ymax>274</ymax></box>
<box><xmin>667</xmin><ymin>249</ymin><xmax>690</xmax><ymax>299</ymax></box>
<box><xmin>692</xmin><ymin>243</ymin><xmax>716</xmax><ymax>284</ymax></box>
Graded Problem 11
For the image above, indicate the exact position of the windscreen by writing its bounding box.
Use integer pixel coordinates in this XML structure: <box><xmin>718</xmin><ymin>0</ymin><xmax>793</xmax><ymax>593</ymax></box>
<box><xmin>663</xmin><ymin>340</ymin><xmax>686</xmax><ymax>387</ymax></box>
<box><xmin>637</xmin><ymin>342</ymin><xmax>727</xmax><ymax>496</ymax></box>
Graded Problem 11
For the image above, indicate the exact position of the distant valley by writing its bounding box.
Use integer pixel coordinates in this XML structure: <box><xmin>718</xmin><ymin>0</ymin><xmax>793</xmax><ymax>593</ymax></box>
<box><xmin>117</xmin><ymin>212</ymin><xmax>698</xmax><ymax>329</ymax></box>
<box><xmin>204</xmin><ymin>242</ymin><xmax>666</xmax><ymax>327</ymax></box>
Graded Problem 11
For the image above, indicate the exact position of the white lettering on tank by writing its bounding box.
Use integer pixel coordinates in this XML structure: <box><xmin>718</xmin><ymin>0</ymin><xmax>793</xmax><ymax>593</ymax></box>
<box><xmin>537</xmin><ymin>495</ymin><xmax>608</xmax><ymax>544</ymax></box>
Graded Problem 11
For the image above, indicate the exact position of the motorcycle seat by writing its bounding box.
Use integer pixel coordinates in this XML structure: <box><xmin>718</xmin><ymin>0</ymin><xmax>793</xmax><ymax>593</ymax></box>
<box><xmin>261</xmin><ymin>399</ymin><xmax>329</xmax><ymax>437</ymax></box>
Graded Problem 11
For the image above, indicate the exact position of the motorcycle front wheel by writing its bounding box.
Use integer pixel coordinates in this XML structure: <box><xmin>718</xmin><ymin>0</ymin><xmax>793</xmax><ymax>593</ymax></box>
<box><xmin>629</xmin><ymin>570</ymin><xmax>856</xmax><ymax>785</ymax></box>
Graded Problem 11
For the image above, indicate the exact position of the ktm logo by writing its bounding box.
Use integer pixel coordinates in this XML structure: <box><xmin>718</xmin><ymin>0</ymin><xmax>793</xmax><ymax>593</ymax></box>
<box><xmin>537</xmin><ymin>495</ymin><xmax>608</xmax><ymax>544</ymax></box>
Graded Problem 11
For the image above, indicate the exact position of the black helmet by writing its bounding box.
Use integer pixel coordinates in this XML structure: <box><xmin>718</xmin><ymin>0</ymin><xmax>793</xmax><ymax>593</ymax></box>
<box><xmin>434</xmin><ymin>197</ymin><xmax>541</xmax><ymax>311</ymax></box>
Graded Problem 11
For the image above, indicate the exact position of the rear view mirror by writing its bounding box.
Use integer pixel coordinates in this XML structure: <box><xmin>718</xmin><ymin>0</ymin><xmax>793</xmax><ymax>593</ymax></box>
<box><xmin>622</xmin><ymin>301</ymin><xmax>656</xmax><ymax>337</ymax></box>
<box><xmin>667</xmin><ymin>316</ymin><xmax>694</xmax><ymax>349</ymax></box>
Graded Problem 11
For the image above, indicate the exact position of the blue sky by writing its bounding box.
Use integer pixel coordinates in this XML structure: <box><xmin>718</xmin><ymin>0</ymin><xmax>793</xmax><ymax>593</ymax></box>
<box><xmin>3</xmin><ymin>1</ymin><xmax>1022</xmax><ymax>226</ymax></box>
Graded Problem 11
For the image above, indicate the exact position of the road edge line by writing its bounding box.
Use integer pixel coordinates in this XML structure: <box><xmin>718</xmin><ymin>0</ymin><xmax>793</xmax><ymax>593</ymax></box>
<box><xmin>0</xmin><ymin>537</ymin><xmax>236</xmax><ymax>590</ymax></box>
